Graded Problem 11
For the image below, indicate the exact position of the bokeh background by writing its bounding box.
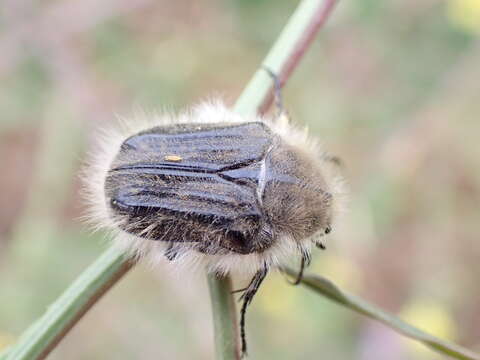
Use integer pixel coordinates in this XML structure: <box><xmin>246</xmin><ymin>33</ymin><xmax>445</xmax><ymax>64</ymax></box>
<box><xmin>1</xmin><ymin>1</ymin><xmax>480</xmax><ymax>359</ymax></box>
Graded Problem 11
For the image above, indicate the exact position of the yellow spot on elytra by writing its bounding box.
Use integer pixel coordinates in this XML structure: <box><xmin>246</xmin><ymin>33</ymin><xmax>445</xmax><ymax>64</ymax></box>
<box><xmin>164</xmin><ymin>155</ymin><xmax>183</xmax><ymax>162</ymax></box>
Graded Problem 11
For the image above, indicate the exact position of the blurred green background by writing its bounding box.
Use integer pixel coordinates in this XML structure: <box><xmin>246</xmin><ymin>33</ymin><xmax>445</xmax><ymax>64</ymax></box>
<box><xmin>1</xmin><ymin>1</ymin><xmax>480</xmax><ymax>359</ymax></box>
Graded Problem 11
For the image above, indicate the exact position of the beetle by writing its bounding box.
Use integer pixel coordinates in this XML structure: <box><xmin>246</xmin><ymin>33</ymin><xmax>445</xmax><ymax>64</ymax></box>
<box><xmin>84</xmin><ymin>99</ymin><xmax>343</xmax><ymax>356</ymax></box>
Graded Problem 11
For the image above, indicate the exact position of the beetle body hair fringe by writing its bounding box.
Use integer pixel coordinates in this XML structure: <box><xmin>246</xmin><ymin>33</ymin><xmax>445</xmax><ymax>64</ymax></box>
<box><xmin>82</xmin><ymin>99</ymin><xmax>346</xmax><ymax>276</ymax></box>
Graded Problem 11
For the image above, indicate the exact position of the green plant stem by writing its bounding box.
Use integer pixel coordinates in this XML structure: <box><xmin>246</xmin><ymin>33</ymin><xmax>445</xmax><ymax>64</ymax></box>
<box><xmin>235</xmin><ymin>0</ymin><xmax>338</xmax><ymax>116</ymax></box>
<box><xmin>4</xmin><ymin>247</ymin><xmax>134</xmax><ymax>360</ymax></box>
<box><xmin>207</xmin><ymin>276</ymin><xmax>240</xmax><ymax>360</ymax></box>
<box><xmin>283</xmin><ymin>268</ymin><xmax>480</xmax><ymax>360</ymax></box>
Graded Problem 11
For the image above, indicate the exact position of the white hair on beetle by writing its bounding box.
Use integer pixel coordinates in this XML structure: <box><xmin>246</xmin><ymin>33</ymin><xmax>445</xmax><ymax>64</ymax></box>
<box><xmin>82</xmin><ymin>99</ymin><xmax>346</xmax><ymax>277</ymax></box>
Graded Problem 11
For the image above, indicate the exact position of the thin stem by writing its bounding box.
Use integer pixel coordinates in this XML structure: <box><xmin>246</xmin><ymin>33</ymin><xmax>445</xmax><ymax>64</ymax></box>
<box><xmin>207</xmin><ymin>275</ymin><xmax>240</xmax><ymax>360</ymax></box>
<box><xmin>284</xmin><ymin>268</ymin><xmax>480</xmax><ymax>360</ymax></box>
<box><xmin>235</xmin><ymin>0</ymin><xmax>339</xmax><ymax>117</ymax></box>
<box><xmin>4</xmin><ymin>247</ymin><xmax>134</xmax><ymax>360</ymax></box>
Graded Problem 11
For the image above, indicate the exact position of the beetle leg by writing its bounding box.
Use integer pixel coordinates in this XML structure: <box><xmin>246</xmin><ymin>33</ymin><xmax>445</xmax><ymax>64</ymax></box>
<box><xmin>238</xmin><ymin>263</ymin><xmax>269</xmax><ymax>357</ymax></box>
<box><xmin>262</xmin><ymin>66</ymin><xmax>287</xmax><ymax>120</ymax></box>
<box><xmin>282</xmin><ymin>248</ymin><xmax>311</xmax><ymax>286</ymax></box>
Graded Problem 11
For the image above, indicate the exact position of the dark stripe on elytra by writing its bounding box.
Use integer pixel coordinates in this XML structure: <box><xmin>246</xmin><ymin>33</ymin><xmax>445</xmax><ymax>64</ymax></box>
<box><xmin>114</xmin><ymin>192</ymin><xmax>261</xmax><ymax>227</ymax></box>
<box><xmin>114</xmin><ymin>186</ymin><xmax>255</xmax><ymax>209</ymax></box>
<box><xmin>109</xmin><ymin>157</ymin><xmax>260</xmax><ymax>174</ymax></box>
